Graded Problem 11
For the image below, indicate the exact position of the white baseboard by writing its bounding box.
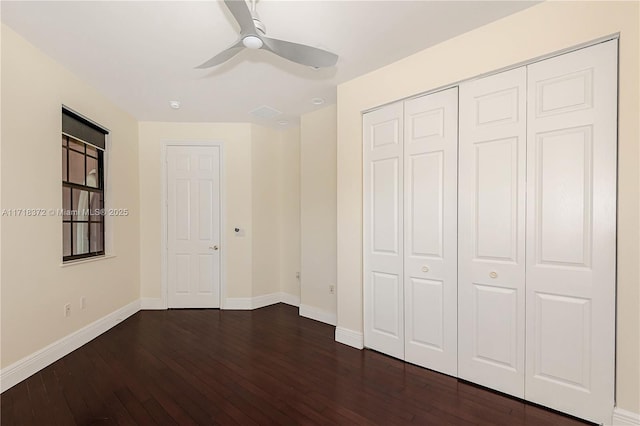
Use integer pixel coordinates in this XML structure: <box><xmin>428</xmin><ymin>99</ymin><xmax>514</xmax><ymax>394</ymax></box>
<box><xmin>0</xmin><ymin>299</ymin><xmax>140</xmax><ymax>393</ymax></box>
<box><xmin>299</xmin><ymin>304</ymin><xmax>337</xmax><ymax>326</ymax></box>
<box><xmin>613</xmin><ymin>408</ymin><xmax>640</xmax><ymax>425</ymax></box>
<box><xmin>279</xmin><ymin>292</ymin><xmax>300</xmax><ymax>307</ymax></box>
<box><xmin>140</xmin><ymin>297</ymin><xmax>165</xmax><ymax>310</ymax></box>
<box><xmin>335</xmin><ymin>326</ymin><xmax>364</xmax><ymax>349</ymax></box>
<box><xmin>223</xmin><ymin>297</ymin><xmax>252</xmax><ymax>310</ymax></box>
<box><xmin>252</xmin><ymin>292</ymin><xmax>282</xmax><ymax>309</ymax></box>
<box><xmin>224</xmin><ymin>292</ymin><xmax>285</xmax><ymax>310</ymax></box>
<box><xmin>144</xmin><ymin>293</ymin><xmax>299</xmax><ymax>311</ymax></box>
<box><xmin>223</xmin><ymin>292</ymin><xmax>300</xmax><ymax>310</ymax></box>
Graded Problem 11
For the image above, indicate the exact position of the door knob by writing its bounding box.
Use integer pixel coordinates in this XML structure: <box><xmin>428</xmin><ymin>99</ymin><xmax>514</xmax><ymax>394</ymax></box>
<box><xmin>489</xmin><ymin>271</ymin><xmax>498</xmax><ymax>279</ymax></box>
<box><xmin>421</xmin><ymin>266</ymin><xmax>430</xmax><ymax>273</ymax></box>
<box><xmin>210</xmin><ymin>245</ymin><xmax>219</xmax><ymax>251</ymax></box>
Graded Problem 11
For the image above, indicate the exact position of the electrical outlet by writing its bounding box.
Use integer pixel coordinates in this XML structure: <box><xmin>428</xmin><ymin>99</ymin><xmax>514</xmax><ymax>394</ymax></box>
<box><xmin>80</xmin><ymin>296</ymin><xmax>86</xmax><ymax>310</ymax></box>
<box><xmin>329</xmin><ymin>284</ymin><xmax>335</xmax><ymax>294</ymax></box>
<box><xmin>64</xmin><ymin>303</ymin><xmax>71</xmax><ymax>317</ymax></box>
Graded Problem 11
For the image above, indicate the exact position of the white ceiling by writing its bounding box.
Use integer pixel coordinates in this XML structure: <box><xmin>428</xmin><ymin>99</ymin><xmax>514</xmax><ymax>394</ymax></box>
<box><xmin>1</xmin><ymin>1</ymin><xmax>537</xmax><ymax>127</ymax></box>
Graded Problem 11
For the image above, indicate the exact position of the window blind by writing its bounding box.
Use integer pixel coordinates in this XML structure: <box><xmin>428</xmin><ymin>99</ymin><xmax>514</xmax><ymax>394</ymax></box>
<box><xmin>62</xmin><ymin>108</ymin><xmax>108</xmax><ymax>150</ymax></box>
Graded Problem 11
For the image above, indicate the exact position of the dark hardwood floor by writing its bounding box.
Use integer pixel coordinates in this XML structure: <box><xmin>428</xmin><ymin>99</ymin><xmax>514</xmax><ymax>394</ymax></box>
<box><xmin>0</xmin><ymin>304</ymin><xmax>590</xmax><ymax>425</ymax></box>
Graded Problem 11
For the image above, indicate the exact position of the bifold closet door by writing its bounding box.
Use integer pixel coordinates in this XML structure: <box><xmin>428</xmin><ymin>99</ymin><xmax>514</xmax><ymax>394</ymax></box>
<box><xmin>458</xmin><ymin>67</ymin><xmax>527</xmax><ymax>397</ymax></box>
<box><xmin>363</xmin><ymin>102</ymin><xmax>405</xmax><ymax>359</ymax></box>
<box><xmin>525</xmin><ymin>40</ymin><xmax>617</xmax><ymax>424</ymax></box>
<box><xmin>403</xmin><ymin>88</ymin><xmax>458</xmax><ymax>376</ymax></box>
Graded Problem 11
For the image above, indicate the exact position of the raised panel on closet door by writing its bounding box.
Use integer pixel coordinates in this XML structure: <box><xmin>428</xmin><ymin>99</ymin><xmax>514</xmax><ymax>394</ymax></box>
<box><xmin>363</xmin><ymin>102</ymin><xmax>405</xmax><ymax>359</ymax></box>
<box><xmin>525</xmin><ymin>40</ymin><xmax>617</xmax><ymax>424</ymax></box>
<box><xmin>403</xmin><ymin>87</ymin><xmax>458</xmax><ymax>376</ymax></box>
<box><xmin>458</xmin><ymin>67</ymin><xmax>526</xmax><ymax>397</ymax></box>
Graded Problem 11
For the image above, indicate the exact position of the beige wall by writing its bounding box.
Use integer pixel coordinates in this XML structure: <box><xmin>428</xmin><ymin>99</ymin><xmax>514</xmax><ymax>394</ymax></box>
<box><xmin>336</xmin><ymin>1</ymin><xmax>639</xmax><ymax>412</ymax></box>
<box><xmin>279</xmin><ymin>127</ymin><xmax>301</xmax><ymax>299</ymax></box>
<box><xmin>138</xmin><ymin>122</ymin><xmax>300</xmax><ymax>302</ymax></box>
<box><xmin>301</xmin><ymin>105</ymin><xmax>337</xmax><ymax>315</ymax></box>
<box><xmin>1</xmin><ymin>25</ymin><xmax>140</xmax><ymax>367</ymax></box>
<box><xmin>251</xmin><ymin>124</ymin><xmax>282</xmax><ymax>297</ymax></box>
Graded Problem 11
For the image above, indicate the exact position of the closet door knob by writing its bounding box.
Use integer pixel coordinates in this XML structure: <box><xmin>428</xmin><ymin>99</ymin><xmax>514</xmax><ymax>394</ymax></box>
<box><xmin>489</xmin><ymin>271</ymin><xmax>498</xmax><ymax>279</ymax></box>
<box><xmin>422</xmin><ymin>266</ymin><xmax>430</xmax><ymax>273</ymax></box>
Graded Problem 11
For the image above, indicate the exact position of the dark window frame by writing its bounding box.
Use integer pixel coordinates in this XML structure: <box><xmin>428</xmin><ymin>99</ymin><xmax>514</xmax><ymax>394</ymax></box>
<box><xmin>62</xmin><ymin>109</ymin><xmax>107</xmax><ymax>262</ymax></box>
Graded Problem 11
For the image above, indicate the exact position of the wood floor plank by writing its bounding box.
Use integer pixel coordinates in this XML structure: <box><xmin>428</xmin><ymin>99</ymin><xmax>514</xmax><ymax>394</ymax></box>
<box><xmin>113</xmin><ymin>386</ymin><xmax>156</xmax><ymax>424</ymax></box>
<box><xmin>40</xmin><ymin>362</ymin><xmax>80</xmax><ymax>425</ymax></box>
<box><xmin>142</xmin><ymin>397</ymin><xmax>180</xmax><ymax>426</ymax></box>
<box><xmin>0</xmin><ymin>304</ymin><xmax>593</xmax><ymax>426</ymax></box>
<box><xmin>9</xmin><ymin>380</ymin><xmax>34</xmax><ymax>426</ymax></box>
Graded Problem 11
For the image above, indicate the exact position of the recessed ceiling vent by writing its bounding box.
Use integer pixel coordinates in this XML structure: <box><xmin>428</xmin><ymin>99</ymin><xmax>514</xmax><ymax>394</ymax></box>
<box><xmin>250</xmin><ymin>105</ymin><xmax>282</xmax><ymax>119</ymax></box>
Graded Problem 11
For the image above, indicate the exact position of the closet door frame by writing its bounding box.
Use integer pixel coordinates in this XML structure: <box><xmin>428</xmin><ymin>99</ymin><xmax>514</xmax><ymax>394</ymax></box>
<box><xmin>361</xmin><ymin>34</ymin><xmax>618</xmax><ymax>425</ymax></box>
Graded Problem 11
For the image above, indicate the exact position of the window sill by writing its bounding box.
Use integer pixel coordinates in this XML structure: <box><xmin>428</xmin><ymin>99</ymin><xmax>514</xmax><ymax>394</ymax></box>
<box><xmin>60</xmin><ymin>254</ymin><xmax>116</xmax><ymax>268</ymax></box>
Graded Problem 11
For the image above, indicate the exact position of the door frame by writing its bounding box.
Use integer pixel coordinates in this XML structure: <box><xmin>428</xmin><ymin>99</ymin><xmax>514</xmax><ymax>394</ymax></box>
<box><xmin>160</xmin><ymin>140</ymin><xmax>226</xmax><ymax>309</ymax></box>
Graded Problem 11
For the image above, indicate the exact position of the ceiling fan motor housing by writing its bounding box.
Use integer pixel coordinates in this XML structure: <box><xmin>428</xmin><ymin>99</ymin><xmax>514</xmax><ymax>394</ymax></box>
<box><xmin>242</xmin><ymin>35</ymin><xmax>263</xmax><ymax>49</ymax></box>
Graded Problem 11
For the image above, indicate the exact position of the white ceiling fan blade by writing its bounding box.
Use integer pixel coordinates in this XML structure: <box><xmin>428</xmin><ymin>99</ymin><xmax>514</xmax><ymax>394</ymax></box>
<box><xmin>224</xmin><ymin>0</ymin><xmax>257</xmax><ymax>35</ymax></box>
<box><xmin>261</xmin><ymin>37</ymin><xmax>338</xmax><ymax>68</ymax></box>
<box><xmin>196</xmin><ymin>39</ymin><xmax>244</xmax><ymax>68</ymax></box>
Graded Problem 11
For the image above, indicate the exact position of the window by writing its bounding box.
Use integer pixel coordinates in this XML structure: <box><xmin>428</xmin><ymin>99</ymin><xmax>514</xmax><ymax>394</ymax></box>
<box><xmin>61</xmin><ymin>108</ymin><xmax>108</xmax><ymax>261</ymax></box>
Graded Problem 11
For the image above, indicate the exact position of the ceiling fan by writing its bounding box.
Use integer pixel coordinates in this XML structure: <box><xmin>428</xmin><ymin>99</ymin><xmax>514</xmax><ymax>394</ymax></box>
<box><xmin>197</xmin><ymin>0</ymin><xmax>338</xmax><ymax>69</ymax></box>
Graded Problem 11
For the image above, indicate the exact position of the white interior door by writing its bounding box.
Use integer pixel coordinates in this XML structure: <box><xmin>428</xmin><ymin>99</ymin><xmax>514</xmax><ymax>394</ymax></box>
<box><xmin>363</xmin><ymin>102</ymin><xmax>405</xmax><ymax>359</ymax></box>
<box><xmin>458</xmin><ymin>67</ymin><xmax>527</xmax><ymax>397</ymax></box>
<box><xmin>403</xmin><ymin>88</ymin><xmax>458</xmax><ymax>375</ymax></box>
<box><xmin>525</xmin><ymin>40</ymin><xmax>617</xmax><ymax>424</ymax></box>
<box><xmin>167</xmin><ymin>145</ymin><xmax>221</xmax><ymax>308</ymax></box>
